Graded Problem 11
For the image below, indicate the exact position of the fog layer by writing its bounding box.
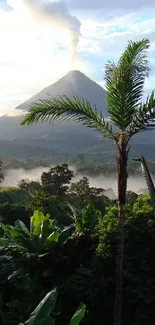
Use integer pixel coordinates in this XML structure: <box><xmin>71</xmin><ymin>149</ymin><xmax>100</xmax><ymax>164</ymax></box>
<box><xmin>3</xmin><ymin>167</ymin><xmax>152</xmax><ymax>197</ymax></box>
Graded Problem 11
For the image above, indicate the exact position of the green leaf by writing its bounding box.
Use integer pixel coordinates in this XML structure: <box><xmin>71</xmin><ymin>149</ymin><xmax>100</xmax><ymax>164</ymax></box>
<box><xmin>8</xmin><ymin>270</ymin><xmax>22</xmax><ymax>281</ymax></box>
<box><xmin>9</xmin><ymin>228</ymin><xmax>27</xmax><ymax>242</ymax></box>
<box><xmin>30</xmin><ymin>211</ymin><xmax>49</xmax><ymax>236</ymax></box>
<box><xmin>23</xmin><ymin>288</ymin><xmax>58</xmax><ymax>325</ymax></box>
<box><xmin>129</xmin><ymin>91</ymin><xmax>155</xmax><ymax>135</ymax></box>
<box><xmin>0</xmin><ymin>222</ymin><xmax>12</xmax><ymax>238</ymax></box>
<box><xmin>59</xmin><ymin>224</ymin><xmax>75</xmax><ymax>243</ymax></box>
<box><xmin>34</xmin><ymin>317</ymin><xmax>55</xmax><ymax>325</ymax></box>
<box><xmin>15</xmin><ymin>220</ymin><xmax>30</xmax><ymax>235</ymax></box>
<box><xmin>38</xmin><ymin>253</ymin><xmax>49</xmax><ymax>258</ymax></box>
<box><xmin>47</xmin><ymin>231</ymin><xmax>59</xmax><ymax>242</ymax></box>
<box><xmin>44</xmin><ymin>231</ymin><xmax>59</xmax><ymax>249</ymax></box>
<box><xmin>5</xmin><ymin>227</ymin><xmax>35</xmax><ymax>252</ymax></box>
<box><xmin>75</xmin><ymin>221</ymin><xmax>81</xmax><ymax>232</ymax></box>
<box><xmin>70</xmin><ymin>303</ymin><xmax>86</xmax><ymax>325</ymax></box>
<box><xmin>20</xmin><ymin>95</ymin><xmax>113</xmax><ymax>139</ymax></box>
<box><xmin>105</xmin><ymin>38</ymin><xmax>151</xmax><ymax>130</ymax></box>
<box><xmin>39</xmin><ymin>219</ymin><xmax>53</xmax><ymax>245</ymax></box>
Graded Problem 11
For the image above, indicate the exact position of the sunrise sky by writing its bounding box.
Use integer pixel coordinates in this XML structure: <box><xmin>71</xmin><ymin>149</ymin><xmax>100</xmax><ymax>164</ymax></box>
<box><xmin>0</xmin><ymin>0</ymin><xmax>155</xmax><ymax>115</ymax></box>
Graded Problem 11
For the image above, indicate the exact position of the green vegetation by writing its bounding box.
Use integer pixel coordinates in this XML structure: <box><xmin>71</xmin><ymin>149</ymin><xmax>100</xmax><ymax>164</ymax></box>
<box><xmin>18</xmin><ymin>287</ymin><xmax>86</xmax><ymax>325</ymax></box>
<box><xmin>0</xmin><ymin>187</ymin><xmax>29</xmax><ymax>204</ymax></box>
<box><xmin>0</xmin><ymin>187</ymin><xmax>30</xmax><ymax>227</ymax></box>
<box><xmin>0</xmin><ymin>38</ymin><xmax>155</xmax><ymax>325</ymax></box>
<box><xmin>0</xmin><ymin>162</ymin><xmax>155</xmax><ymax>325</ymax></box>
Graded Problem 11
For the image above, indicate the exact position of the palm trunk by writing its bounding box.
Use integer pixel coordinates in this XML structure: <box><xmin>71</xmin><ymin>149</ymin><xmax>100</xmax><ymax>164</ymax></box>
<box><xmin>114</xmin><ymin>139</ymin><xmax>128</xmax><ymax>325</ymax></box>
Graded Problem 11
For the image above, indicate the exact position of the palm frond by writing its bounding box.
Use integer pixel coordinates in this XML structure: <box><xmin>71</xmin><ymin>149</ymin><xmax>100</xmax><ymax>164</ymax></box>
<box><xmin>105</xmin><ymin>38</ymin><xmax>151</xmax><ymax>130</ymax></box>
<box><xmin>128</xmin><ymin>90</ymin><xmax>155</xmax><ymax>137</ymax></box>
<box><xmin>21</xmin><ymin>96</ymin><xmax>115</xmax><ymax>139</ymax></box>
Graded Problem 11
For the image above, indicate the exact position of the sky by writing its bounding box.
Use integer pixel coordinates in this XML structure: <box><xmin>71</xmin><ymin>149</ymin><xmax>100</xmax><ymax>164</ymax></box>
<box><xmin>0</xmin><ymin>0</ymin><xmax>155</xmax><ymax>116</ymax></box>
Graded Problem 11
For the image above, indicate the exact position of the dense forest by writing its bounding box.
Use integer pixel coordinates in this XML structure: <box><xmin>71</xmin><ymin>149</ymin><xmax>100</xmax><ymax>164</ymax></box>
<box><xmin>2</xmin><ymin>156</ymin><xmax>155</xmax><ymax>176</ymax></box>
<box><xmin>0</xmin><ymin>162</ymin><xmax>155</xmax><ymax>325</ymax></box>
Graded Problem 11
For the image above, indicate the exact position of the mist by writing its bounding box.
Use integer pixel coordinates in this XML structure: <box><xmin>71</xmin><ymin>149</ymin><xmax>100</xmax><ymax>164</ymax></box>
<box><xmin>7</xmin><ymin>0</ymin><xmax>81</xmax><ymax>61</ymax></box>
<box><xmin>3</xmin><ymin>166</ymin><xmax>152</xmax><ymax>198</ymax></box>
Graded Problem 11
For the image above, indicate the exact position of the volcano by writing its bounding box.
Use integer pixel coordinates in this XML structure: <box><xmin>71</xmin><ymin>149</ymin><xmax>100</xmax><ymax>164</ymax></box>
<box><xmin>16</xmin><ymin>70</ymin><xmax>108</xmax><ymax>115</ymax></box>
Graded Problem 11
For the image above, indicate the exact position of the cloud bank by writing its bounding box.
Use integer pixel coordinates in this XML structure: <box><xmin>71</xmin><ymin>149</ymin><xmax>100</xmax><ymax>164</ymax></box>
<box><xmin>7</xmin><ymin>0</ymin><xmax>81</xmax><ymax>61</ymax></box>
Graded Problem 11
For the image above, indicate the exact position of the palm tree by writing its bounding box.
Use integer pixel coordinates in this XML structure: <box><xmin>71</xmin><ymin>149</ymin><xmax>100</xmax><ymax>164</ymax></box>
<box><xmin>21</xmin><ymin>38</ymin><xmax>155</xmax><ymax>325</ymax></box>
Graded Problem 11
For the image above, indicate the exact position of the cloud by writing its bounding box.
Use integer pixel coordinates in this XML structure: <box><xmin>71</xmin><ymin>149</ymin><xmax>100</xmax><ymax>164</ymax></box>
<box><xmin>0</xmin><ymin>1</ymin><xmax>88</xmax><ymax>115</ymax></box>
<box><xmin>79</xmin><ymin>14</ymin><xmax>155</xmax><ymax>61</ymax></box>
<box><xmin>1</xmin><ymin>1</ymin><xmax>155</xmax><ymax>115</ymax></box>
<box><xmin>0</xmin><ymin>0</ymin><xmax>11</xmax><ymax>10</ymax></box>
<box><xmin>70</xmin><ymin>0</ymin><xmax>155</xmax><ymax>10</ymax></box>
<box><xmin>78</xmin><ymin>13</ymin><xmax>155</xmax><ymax>93</ymax></box>
<box><xmin>7</xmin><ymin>0</ymin><xmax>81</xmax><ymax>61</ymax></box>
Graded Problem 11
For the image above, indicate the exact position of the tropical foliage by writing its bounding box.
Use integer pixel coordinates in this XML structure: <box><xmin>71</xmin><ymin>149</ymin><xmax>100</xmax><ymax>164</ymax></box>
<box><xmin>21</xmin><ymin>38</ymin><xmax>155</xmax><ymax>325</ymax></box>
<box><xmin>1</xmin><ymin>178</ymin><xmax>155</xmax><ymax>325</ymax></box>
<box><xmin>18</xmin><ymin>287</ymin><xmax>86</xmax><ymax>325</ymax></box>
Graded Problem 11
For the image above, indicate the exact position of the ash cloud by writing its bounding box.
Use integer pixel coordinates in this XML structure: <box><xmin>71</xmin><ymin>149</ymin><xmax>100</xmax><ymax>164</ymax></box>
<box><xmin>7</xmin><ymin>0</ymin><xmax>81</xmax><ymax>61</ymax></box>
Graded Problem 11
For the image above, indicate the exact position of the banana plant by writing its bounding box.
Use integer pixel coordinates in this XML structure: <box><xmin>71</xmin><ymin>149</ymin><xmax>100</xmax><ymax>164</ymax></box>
<box><xmin>0</xmin><ymin>209</ymin><xmax>79</xmax><ymax>284</ymax></box>
<box><xmin>0</xmin><ymin>211</ymin><xmax>60</xmax><ymax>255</ymax></box>
<box><xmin>0</xmin><ymin>210</ymin><xmax>78</xmax><ymax>254</ymax></box>
<box><xmin>133</xmin><ymin>156</ymin><xmax>155</xmax><ymax>218</ymax></box>
<box><xmin>0</xmin><ymin>209</ymin><xmax>93</xmax><ymax>287</ymax></box>
<box><xmin>18</xmin><ymin>287</ymin><xmax>86</xmax><ymax>325</ymax></box>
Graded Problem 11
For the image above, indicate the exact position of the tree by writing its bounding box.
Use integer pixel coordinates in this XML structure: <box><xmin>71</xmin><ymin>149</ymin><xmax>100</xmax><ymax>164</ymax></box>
<box><xmin>21</xmin><ymin>38</ymin><xmax>155</xmax><ymax>325</ymax></box>
<box><xmin>41</xmin><ymin>164</ymin><xmax>74</xmax><ymax>198</ymax></box>
<box><xmin>69</xmin><ymin>177</ymin><xmax>105</xmax><ymax>201</ymax></box>
<box><xmin>69</xmin><ymin>177</ymin><xmax>90</xmax><ymax>203</ymax></box>
<box><xmin>68</xmin><ymin>176</ymin><xmax>109</xmax><ymax>214</ymax></box>
<box><xmin>0</xmin><ymin>202</ymin><xmax>30</xmax><ymax>227</ymax></box>
<box><xmin>78</xmin><ymin>203</ymin><xmax>102</xmax><ymax>234</ymax></box>
<box><xmin>28</xmin><ymin>191</ymin><xmax>73</xmax><ymax>227</ymax></box>
<box><xmin>18</xmin><ymin>179</ymin><xmax>42</xmax><ymax>192</ymax></box>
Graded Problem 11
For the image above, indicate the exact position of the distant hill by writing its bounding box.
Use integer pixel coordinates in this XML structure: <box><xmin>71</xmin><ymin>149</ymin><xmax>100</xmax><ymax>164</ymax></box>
<box><xmin>0</xmin><ymin>70</ymin><xmax>155</xmax><ymax>161</ymax></box>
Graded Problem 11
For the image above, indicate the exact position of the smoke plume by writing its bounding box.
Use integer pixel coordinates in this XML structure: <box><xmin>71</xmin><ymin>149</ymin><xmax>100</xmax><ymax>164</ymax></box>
<box><xmin>7</xmin><ymin>0</ymin><xmax>81</xmax><ymax>61</ymax></box>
